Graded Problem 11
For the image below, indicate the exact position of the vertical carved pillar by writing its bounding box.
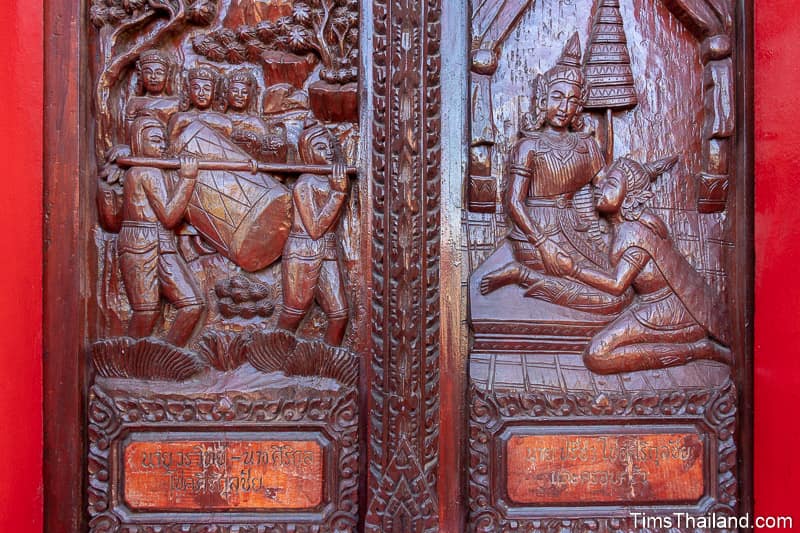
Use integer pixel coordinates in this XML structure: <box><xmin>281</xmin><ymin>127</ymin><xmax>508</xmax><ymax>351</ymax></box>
<box><xmin>367</xmin><ymin>0</ymin><xmax>442</xmax><ymax>530</ymax></box>
<box><xmin>699</xmin><ymin>35</ymin><xmax>735</xmax><ymax>213</ymax></box>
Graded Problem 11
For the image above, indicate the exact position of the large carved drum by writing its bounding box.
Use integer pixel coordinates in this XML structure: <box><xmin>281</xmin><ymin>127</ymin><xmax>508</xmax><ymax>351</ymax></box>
<box><xmin>171</xmin><ymin>121</ymin><xmax>292</xmax><ymax>271</ymax></box>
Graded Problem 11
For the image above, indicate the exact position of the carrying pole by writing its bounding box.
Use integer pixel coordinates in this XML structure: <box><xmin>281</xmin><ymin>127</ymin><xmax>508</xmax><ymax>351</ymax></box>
<box><xmin>116</xmin><ymin>156</ymin><xmax>358</xmax><ymax>177</ymax></box>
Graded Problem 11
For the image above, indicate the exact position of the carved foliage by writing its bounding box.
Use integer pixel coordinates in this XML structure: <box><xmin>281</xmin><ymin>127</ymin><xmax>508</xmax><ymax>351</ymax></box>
<box><xmin>87</xmin><ymin>384</ymin><xmax>359</xmax><ymax>532</ymax></box>
<box><xmin>468</xmin><ymin>380</ymin><xmax>738</xmax><ymax>531</ymax></box>
<box><xmin>367</xmin><ymin>0</ymin><xmax>442</xmax><ymax>529</ymax></box>
<box><xmin>91</xmin><ymin>336</ymin><xmax>206</xmax><ymax>380</ymax></box>
<box><xmin>248</xmin><ymin>330</ymin><xmax>359</xmax><ymax>388</ymax></box>
<box><xmin>193</xmin><ymin>0</ymin><xmax>359</xmax><ymax>84</ymax></box>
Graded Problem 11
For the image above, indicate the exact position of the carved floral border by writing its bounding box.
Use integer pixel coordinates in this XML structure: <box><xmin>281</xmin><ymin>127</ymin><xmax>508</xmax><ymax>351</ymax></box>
<box><xmin>367</xmin><ymin>0</ymin><xmax>442</xmax><ymax>529</ymax></box>
<box><xmin>468</xmin><ymin>380</ymin><xmax>738</xmax><ymax>532</ymax></box>
<box><xmin>87</xmin><ymin>384</ymin><xmax>359</xmax><ymax>533</ymax></box>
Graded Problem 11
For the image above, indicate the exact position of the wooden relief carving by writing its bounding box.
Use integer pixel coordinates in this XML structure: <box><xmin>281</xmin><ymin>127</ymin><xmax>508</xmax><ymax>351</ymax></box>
<box><xmin>366</xmin><ymin>0</ymin><xmax>443</xmax><ymax>530</ymax></box>
<box><xmin>465</xmin><ymin>0</ymin><xmax>743</xmax><ymax>529</ymax></box>
<box><xmin>86</xmin><ymin>0</ymin><xmax>362</xmax><ymax>529</ymax></box>
<box><xmin>45</xmin><ymin>0</ymin><xmax>749</xmax><ymax>527</ymax></box>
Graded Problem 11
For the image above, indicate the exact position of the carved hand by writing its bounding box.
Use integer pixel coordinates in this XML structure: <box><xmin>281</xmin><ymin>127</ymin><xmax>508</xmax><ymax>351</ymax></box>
<box><xmin>231</xmin><ymin>130</ymin><xmax>259</xmax><ymax>150</ymax></box>
<box><xmin>99</xmin><ymin>144</ymin><xmax>132</xmax><ymax>183</ymax></box>
<box><xmin>538</xmin><ymin>239</ymin><xmax>575</xmax><ymax>277</ymax></box>
<box><xmin>263</xmin><ymin>134</ymin><xmax>285</xmax><ymax>152</ymax></box>
<box><xmin>179</xmin><ymin>155</ymin><xmax>199</xmax><ymax>180</ymax></box>
<box><xmin>330</xmin><ymin>156</ymin><xmax>348</xmax><ymax>193</ymax></box>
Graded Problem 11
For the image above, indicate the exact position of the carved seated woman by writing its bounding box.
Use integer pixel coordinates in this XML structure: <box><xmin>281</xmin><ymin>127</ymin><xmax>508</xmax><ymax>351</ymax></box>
<box><xmin>125</xmin><ymin>49</ymin><xmax>180</xmax><ymax>132</ymax></box>
<box><xmin>560</xmin><ymin>155</ymin><xmax>733</xmax><ymax>374</ymax></box>
<box><xmin>168</xmin><ymin>65</ymin><xmax>234</xmax><ymax>142</ymax></box>
<box><xmin>222</xmin><ymin>68</ymin><xmax>288</xmax><ymax>163</ymax></box>
<box><xmin>478</xmin><ymin>33</ymin><xmax>632</xmax><ymax>315</ymax></box>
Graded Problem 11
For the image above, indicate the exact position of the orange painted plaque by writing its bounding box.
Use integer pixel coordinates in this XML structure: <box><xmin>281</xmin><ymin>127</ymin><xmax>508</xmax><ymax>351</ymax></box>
<box><xmin>123</xmin><ymin>439</ymin><xmax>324</xmax><ymax>511</ymax></box>
<box><xmin>506</xmin><ymin>433</ymin><xmax>705</xmax><ymax>504</ymax></box>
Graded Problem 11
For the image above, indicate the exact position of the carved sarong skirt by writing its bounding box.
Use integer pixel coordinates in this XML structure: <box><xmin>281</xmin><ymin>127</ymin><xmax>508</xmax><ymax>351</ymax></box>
<box><xmin>118</xmin><ymin>221</ymin><xmax>203</xmax><ymax>311</ymax></box>
<box><xmin>631</xmin><ymin>287</ymin><xmax>697</xmax><ymax>332</ymax></box>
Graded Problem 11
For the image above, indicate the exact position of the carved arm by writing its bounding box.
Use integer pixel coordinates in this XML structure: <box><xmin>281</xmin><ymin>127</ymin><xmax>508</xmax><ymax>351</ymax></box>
<box><xmin>506</xmin><ymin>170</ymin><xmax>545</xmax><ymax>245</ymax></box>
<box><xmin>294</xmin><ymin>179</ymin><xmax>346</xmax><ymax>240</ymax></box>
<box><xmin>573</xmin><ymin>247</ymin><xmax>648</xmax><ymax>296</ymax></box>
<box><xmin>143</xmin><ymin>158</ymin><xmax>198</xmax><ymax>229</ymax></box>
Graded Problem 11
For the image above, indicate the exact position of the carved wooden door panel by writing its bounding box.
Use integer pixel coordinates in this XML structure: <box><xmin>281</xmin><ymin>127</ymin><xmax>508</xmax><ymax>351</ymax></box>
<box><xmin>459</xmin><ymin>0</ymin><xmax>751</xmax><ymax>530</ymax></box>
<box><xmin>42</xmin><ymin>0</ymin><xmax>751</xmax><ymax>531</ymax></box>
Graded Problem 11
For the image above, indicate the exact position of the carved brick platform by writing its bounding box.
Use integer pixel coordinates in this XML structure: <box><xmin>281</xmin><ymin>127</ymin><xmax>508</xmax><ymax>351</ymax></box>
<box><xmin>470</xmin><ymin>242</ymin><xmax>617</xmax><ymax>355</ymax></box>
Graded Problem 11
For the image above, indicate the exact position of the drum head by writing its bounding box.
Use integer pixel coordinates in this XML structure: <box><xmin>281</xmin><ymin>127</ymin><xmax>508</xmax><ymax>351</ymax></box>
<box><xmin>172</xmin><ymin>121</ymin><xmax>292</xmax><ymax>271</ymax></box>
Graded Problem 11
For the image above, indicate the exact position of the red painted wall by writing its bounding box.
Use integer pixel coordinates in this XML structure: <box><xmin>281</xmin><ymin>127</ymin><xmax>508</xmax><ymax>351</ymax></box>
<box><xmin>754</xmin><ymin>0</ymin><xmax>800</xmax><ymax>524</ymax></box>
<box><xmin>0</xmin><ymin>1</ymin><xmax>797</xmax><ymax>530</ymax></box>
<box><xmin>0</xmin><ymin>0</ymin><xmax>44</xmax><ymax>530</ymax></box>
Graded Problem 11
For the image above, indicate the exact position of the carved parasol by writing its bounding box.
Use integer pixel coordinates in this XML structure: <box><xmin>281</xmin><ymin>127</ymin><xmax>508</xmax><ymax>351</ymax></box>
<box><xmin>583</xmin><ymin>0</ymin><xmax>638</xmax><ymax>163</ymax></box>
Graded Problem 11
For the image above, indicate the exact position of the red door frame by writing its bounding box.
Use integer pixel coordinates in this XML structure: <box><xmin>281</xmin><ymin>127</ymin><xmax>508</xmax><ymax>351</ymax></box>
<box><xmin>0</xmin><ymin>0</ymin><xmax>796</xmax><ymax>529</ymax></box>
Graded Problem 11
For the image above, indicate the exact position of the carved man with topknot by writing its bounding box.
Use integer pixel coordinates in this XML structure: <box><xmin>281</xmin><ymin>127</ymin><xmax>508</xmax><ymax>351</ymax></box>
<box><xmin>119</xmin><ymin>116</ymin><xmax>205</xmax><ymax>346</ymax></box>
<box><xmin>277</xmin><ymin>123</ymin><xmax>349</xmax><ymax>346</ymax></box>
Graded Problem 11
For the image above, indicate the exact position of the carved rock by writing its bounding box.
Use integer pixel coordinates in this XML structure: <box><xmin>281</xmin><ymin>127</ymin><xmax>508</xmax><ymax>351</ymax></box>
<box><xmin>214</xmin><ymin>275</ymin><xmax>276</xmax><ymax>319</ymax></box>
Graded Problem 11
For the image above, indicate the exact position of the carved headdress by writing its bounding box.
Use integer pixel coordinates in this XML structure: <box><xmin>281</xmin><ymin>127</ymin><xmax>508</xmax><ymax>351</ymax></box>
<box><xmin>526</xmin><ymin>32</ymin><xmax>586</xmax><ymax>132</ymax></box>
<box><xmin>135</xmin><ymin>49</ymin><xmax>175</xmax><ymax>96</ymax></box>
<box><xmin>187</xmin><ymin>64</ymin><xmax>219</xmax><ymax>82</ymax></box>
<box><xmin>228</xmin><ymin>68</ymin><xmax>256</xmax><ymax>86</ymax></box>
<box><xmin>139</xmin><ymin>49</ymin><xmax>169</xmax><ymax>67</ymax></box>
<box><xmin>609</xmin><ymin>154</ymin><xmax>679</xmax><ymax>221</ymax></box>
<box><xmin>129</xmin><ymin>116</ymin><xmax>166</xmax><ymax>156</ymax></box>
<box><xmin>298</xmin><ymin>120</ymin><xmax>340</xmax><ymax>165</ymax></box>
<box><xmin>544</xmin><ymin>32</ymin><xmax>584</xmax><ymax>87</ymax></box>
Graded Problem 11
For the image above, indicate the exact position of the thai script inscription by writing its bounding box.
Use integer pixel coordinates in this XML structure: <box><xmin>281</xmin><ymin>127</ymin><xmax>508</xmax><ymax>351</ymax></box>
<box><xmin>124</xmin><ymin>439</ymin><xmax>324</xmax><ymax>511</ymax></box>
<box><xmin>506</xmin><ymin>433</ymin><xmax>705</xmax><ymax>505</ymax></box>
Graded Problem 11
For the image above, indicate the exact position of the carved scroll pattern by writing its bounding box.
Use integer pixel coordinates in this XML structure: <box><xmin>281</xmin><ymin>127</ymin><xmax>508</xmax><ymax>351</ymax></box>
<box><xmin>367</xmin><ymin>0</ymin><xmax>442</xmax><ymax>529</ymax></box>
<box><xmin>87</xmin><ymin>385</ymin><xmax>359</xmax><ymax>532</ymax></box>
<box><xmin>468</xmin><ymin>380</ymin><xmax>738</xmax><ymax>531</ymax></box>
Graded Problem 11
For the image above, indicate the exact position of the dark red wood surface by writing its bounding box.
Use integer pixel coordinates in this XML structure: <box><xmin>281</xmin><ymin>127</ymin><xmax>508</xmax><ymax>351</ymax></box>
<box><xmin>0</xmin><ymin>0</ymin><xmax>797</xmax><ymax>530</ymax></box>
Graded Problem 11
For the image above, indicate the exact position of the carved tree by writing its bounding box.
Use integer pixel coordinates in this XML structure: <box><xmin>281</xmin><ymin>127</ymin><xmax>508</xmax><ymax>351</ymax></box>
<box><xmin>193</xmin><ymin>0</ymin><xmax>359</xmax><ymax>84</ymax></box>
<box><xmin>90</xmin><ymin>0</ymin><xmax>219</xmax><ymax>157</ymax></box>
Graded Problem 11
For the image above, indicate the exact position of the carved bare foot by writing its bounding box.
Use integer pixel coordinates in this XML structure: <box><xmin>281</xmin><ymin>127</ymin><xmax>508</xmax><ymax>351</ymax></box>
<box><xmin>709</xmin><ymin>341</ymin><xmax>734</xmax><ymax>366</ymax></box>
<box><xmin>692</xmin><ymin>339</ymin><xmax>734</xmax><ymax>366</ymax></box>
<box><xmin>480</xmin><ymin>262</ymin><xmax>525</xmax><ymax>295</ymax></box>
